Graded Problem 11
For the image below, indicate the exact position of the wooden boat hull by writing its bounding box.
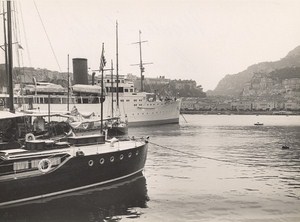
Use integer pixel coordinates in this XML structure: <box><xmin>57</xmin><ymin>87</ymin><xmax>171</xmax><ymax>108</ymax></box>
<box><xmin>0</xmin><ymin>174</ymin><xmax>148</xmax><ymax>221</ymax></box>
<box><xmin>0</xmin><ymin>143</ymin><xmax>148</xmax><ymax>206</ymax></box>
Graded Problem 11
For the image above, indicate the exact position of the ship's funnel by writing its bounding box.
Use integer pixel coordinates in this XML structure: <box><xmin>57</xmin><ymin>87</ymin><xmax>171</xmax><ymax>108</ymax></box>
<box><xmin>92</xmin><ymin>72</ymin><xmax>96</xmax><ymax>85</ymax></box>
<box><xmin>72</xmin><ymin>58</ymin><xmax>88</xmax><ymax>85</ymax></box>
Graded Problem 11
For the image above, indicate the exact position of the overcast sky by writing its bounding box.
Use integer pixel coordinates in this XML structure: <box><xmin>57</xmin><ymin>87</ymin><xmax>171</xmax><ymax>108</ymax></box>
<box><xmin>1</xmin><ymin>0</ymin><xmax>300</xmax><ymax>91</ymax></box>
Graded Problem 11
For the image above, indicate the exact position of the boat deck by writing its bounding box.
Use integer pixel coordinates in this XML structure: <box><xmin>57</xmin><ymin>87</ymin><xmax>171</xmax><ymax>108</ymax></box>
<box><xmin>0</xmin><ymin>138</ymin><xmax>145</xmax><ymax>160</ymax></box>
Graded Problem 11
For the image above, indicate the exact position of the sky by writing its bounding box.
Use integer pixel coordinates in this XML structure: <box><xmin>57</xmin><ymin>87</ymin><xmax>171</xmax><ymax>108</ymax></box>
<box><xmin>1</xmin><ymin>0</ymin><xmax>300</xmax><ymax>91</ymax></box>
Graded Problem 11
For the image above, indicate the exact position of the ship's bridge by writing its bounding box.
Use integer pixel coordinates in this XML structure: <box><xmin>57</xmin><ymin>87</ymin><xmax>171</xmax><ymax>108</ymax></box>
<box><xmin>102</xmin><ymin>74</ymin><xmax>135</xmax><ymax>94</ymax></box>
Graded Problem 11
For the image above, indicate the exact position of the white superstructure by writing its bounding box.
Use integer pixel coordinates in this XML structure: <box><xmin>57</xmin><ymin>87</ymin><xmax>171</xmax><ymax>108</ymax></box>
<box><xmin>19</xmin><ymin>75</ymin><xmax>181</xmax><ymax>126</ymax></box>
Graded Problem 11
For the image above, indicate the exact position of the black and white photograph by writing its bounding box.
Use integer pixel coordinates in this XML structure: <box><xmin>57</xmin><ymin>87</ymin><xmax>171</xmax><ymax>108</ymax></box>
<box><xmin>0</xmin><ymin>0</ymin><xmax>300</xmax><ymax>221</ymax></box>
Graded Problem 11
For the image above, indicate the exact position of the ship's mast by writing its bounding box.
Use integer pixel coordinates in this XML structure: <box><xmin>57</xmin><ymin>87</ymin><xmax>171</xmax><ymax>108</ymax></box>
<box><xmin>131</xmin><ymin>30</ymin><xmax>152</xmax><ymax>92</ymax></box>
<box><xmin>116</xmin><ymin>21</ymin><xmax>119</xmax><ymax>109</ymax></box>
<box><xmin>138</xmin><ymin>31</ymin><xmax>143</xmax><ymax>91</ymax></box>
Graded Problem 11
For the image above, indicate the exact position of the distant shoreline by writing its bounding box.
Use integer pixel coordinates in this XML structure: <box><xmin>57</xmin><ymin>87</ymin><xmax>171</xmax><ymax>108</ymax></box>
<box><xmin>180</xmin><ymin>110</ymin><xmax>300</xmax><ymax>116</ymax></box>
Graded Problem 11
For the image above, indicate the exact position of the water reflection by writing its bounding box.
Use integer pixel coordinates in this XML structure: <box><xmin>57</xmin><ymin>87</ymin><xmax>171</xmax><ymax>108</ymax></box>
<box><xmin>0</xmin><ymin>173</ymin><xmax>149</xmax><ymax>222</ymax></box>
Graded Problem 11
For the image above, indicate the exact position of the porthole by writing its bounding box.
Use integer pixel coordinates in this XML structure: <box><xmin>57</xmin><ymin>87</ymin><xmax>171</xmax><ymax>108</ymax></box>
<box><xmin>88</xmin><ymin>160</ymin><xmax>94</xmax><ymax>166</ymax></box>
<box><xmin>128</xmin><ymin>152</ymin><xmax>132</xmax><ymax>158</ymax></box>
<box><xmin>120</xmin><ymin>154</ymin><xmax>124</xmax><ymax>160</ymax></box>
<box><xmin>110</xmin><ymin>156</ymin><xmax>115</xmax><ymax>162</ymax></box>
<box><xmin>100</xmin><ymin>158</ymin><xmax>105</xmax><ymax>164</ymax></box>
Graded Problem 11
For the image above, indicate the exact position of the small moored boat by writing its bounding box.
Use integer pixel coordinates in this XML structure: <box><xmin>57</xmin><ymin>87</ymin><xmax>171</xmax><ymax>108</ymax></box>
<box><xmin>282</xmin><ymin>145</ymin><xmax>290</xmax><ymax>149</ymax></box>
<box><xmin>0</xmin><ymin>133</ymin><xmax>149</xmax><ymax>207</ymax></box>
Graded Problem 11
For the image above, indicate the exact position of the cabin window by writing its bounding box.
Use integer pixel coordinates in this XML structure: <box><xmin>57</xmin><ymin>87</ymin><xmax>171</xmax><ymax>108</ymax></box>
<box><xmin>83</xmin><ymin>98</ymin><xmax>89</xmax><ymax>104</ymax></box>
<box><xmin>51</xmin><ymin>97</ymin><xmax>61</xmax><ymax>104</ymax></box>
<box><xmin>100</xmin><ymin>158</ymin><xmax>105</xmax><ymax>164</ymax></box>
<box><xmin>134</xmin><ymin>104</ymin><xmax>137</xmax><ymax>106</ymax></box>
<box><xmin>76</xmin><ymin>97</ymin><xmax>82</xmax><ymax>104</ymax></box>
<box><xmin>88</xmin><ymin>97</ymin><xmax>99</xmax><ymax>104</ymax></box>
<box><xmin>134</xmin><ymin>99</ymin><xmax>137</xmax><ymax>102</ymax></box>
<box><xmin>120</xmin><ymin>100</ymin><xmax>124</xmax><ymax>102</ymax></box>
<box><xmin>110</xmin><ymin>156</ymin><xmax>115</xmax><ymax>162</ymax></box>
<box><xmin>109</xmin><ymin>88</ymin><xmax>116</xmax><ymax>93</ymax></box>
<box><xmin>124</xmin><ymin>89</ymin><xmax>128</xmax><ymax>92</ymax></box>
<box><xmin>31</xmin><ymin>159</ymin><xmax>40</xmax><ymax>168</ymax></box>
<box><xmin>130</xmin><ymin>89</ymin><xmax>133</xmax><ymax>92</ymax></box>
<box><xmin>126</xmin><ymin>100</ymin><xmax>130</xmax><ymax>102</ymax></box>
<box><xmin>50</xmin><ymin>157</ymin><xmax>61</xmax><ymax>165</ymax></box>
<box><xmin>23</xmin><ymin>97</ymin><xmax>30</xmax><ymax>104</ymax></box>
<box><xmin>13</xmin><ymin>161</ymin><xmax>29</xmax><ymax>171</ymax></box>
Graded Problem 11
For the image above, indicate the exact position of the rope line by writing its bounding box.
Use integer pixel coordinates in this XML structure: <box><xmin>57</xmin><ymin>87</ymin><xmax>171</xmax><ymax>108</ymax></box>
<box><xmin>149</xmin><ymin>141</ymin><xmax>268</xmax><ymax>167</ymax></box>
<box><xmin>33</xmin><ymin>0</ymin><xmax>61</xmax><ymax>72</ymax></box>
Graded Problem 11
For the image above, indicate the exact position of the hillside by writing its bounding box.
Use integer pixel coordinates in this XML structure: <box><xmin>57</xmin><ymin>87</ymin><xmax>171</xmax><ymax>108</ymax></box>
<box><xmin>0</xmin><ymin>64</ymin><xmax>69</xmax><ymax>91</ymax></box>
<box><xmin>211</xmin><ymin>45</ymin><xmax>300</xmax><ymax>96</ymax></box>
<box><xmin>0</xmin><ymin>64</ymin><xmax>205</xmax><ymax>97</ymax></box>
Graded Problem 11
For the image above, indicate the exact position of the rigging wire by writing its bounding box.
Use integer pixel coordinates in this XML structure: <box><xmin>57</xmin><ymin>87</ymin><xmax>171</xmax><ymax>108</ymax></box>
<box><xmin>11</xmin><ymin>1</ymin><xmax>27</xmax><ymax>108</ymax></box>
<box><xmin>11</xmin><ymin>2</ymin><xmax>22</xmax><ymax>69</ymax></box>
<box><xmin>149</xmin><ymin>141</ymin><xmax>271</xmax><ymax>168</ymax></box>
<box><xmin>18</xmin><ymin>0</ymin><xmax>31</xmax><ymax>67</ymax></box>
<box><xmin>33</xmin><ymin>0</ymin><xmax>61</xmax><ymax>72</ymax></box>
<box><xmin>181</xmin><ymin>113</ymin><xmax>188</xmax><ymax>123</ymax></box>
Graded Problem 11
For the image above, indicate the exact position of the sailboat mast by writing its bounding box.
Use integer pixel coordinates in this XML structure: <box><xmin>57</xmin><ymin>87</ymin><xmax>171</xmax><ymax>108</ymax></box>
<box><xmin>7</xmin><ymin>0</ymin><xmax>14</xmax><ymax>113</ymax></box>
<box><xmin>2</xmin><ymin>4</ymin><xmax>9</xmax><ymax>92</ymax></box>
<box><xmin>116</xmin><ymin>21</ymin><xmax>119</xmax><ymax>109</ymax></box>
<box><xmin>111</xmin><ymin>60</ymin><xmax>114</xmax><ymax>118</ymax></box>
<box><xmin>67</xmin><ymin>54</ymin><xmax>70</xmax><ymax>111</ymax></box>
<box><xmin>99</xmin><ymin>43</ymin><xmax>106</xmax><ymax>134</ymax></box>
<box><xmin>100</xmin><ymin>68</ymin><xmax>104</xmax><ymax>133</ymax></box>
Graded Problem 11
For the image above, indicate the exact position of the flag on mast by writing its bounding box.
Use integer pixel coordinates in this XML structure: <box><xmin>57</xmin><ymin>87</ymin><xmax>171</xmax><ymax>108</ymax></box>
<box><xmin>99</xmin><ymin>43</ymin><xmax>106</xmax><ymax>71</ymax></box>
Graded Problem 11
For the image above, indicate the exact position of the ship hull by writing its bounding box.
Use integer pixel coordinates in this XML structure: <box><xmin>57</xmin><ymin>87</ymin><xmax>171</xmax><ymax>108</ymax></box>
<box><xmin>129</xmin><ymin>117</ymin><xmax>179</xmax><ymax>126</ymax></box>
<box><xmin>25</xmin><ymin>95</ymin><xmax>181</xmax><ymax>126</ymax></box>
<box><xmin>0</xmin><ymin>143</ymin><xmax>148</xmax><ymax>206</ymax></box>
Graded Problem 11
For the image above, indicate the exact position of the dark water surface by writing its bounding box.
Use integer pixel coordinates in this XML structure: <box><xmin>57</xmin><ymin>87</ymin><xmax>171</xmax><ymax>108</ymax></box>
<box><xmin>1</xmin><ymin>115</ymin><xmax>300</xmax><ymax>222</ymax></box>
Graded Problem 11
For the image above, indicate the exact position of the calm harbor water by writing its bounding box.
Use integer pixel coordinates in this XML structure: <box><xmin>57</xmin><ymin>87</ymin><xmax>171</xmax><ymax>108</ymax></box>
<box><xmin>1</xmin><ymin>114</ymin><xmax>300</xmax><ymax>222</ymax></box>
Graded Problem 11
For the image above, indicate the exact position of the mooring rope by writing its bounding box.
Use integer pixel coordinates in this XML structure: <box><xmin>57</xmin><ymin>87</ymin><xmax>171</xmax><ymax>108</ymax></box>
<box><xmin>149</xmin><ymin>141</ymin><xmax>269</xmax><ymax>167</ymax></box>
<box><xmin>180</xmin><ymin>113</ymin><xmax>188</xmax><ymax>123</ymax></box>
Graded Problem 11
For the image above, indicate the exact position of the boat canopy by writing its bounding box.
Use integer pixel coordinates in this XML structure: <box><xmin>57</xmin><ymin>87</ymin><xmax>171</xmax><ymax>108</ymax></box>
<box><xmin>25</xmin><ymin>83</ymin><xmax>67</xmax><ymax>94</ymax></box>
<box><xmin>0</xmin><ymin>111</ymin><xmax>24</xmax><ymax>120</ymax></box>
<box><xmin>72</xmin><ymin>84</ymin><xmax>103</xmax><ymax>94</ymax></box>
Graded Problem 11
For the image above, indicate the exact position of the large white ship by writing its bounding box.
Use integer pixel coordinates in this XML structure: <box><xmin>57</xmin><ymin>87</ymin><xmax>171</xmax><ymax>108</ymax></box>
<box><xmin>17</xmin><ymin>72</ymin><xmax>181</xmax><ymax>127</ymax></box>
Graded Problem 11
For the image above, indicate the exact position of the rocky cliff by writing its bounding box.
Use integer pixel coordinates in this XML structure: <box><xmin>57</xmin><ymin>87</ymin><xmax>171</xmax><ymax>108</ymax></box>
<box><xmin>211</xmin><ymin>45</ymin><xmax>300</xmax><ymax>97</ymax></box>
